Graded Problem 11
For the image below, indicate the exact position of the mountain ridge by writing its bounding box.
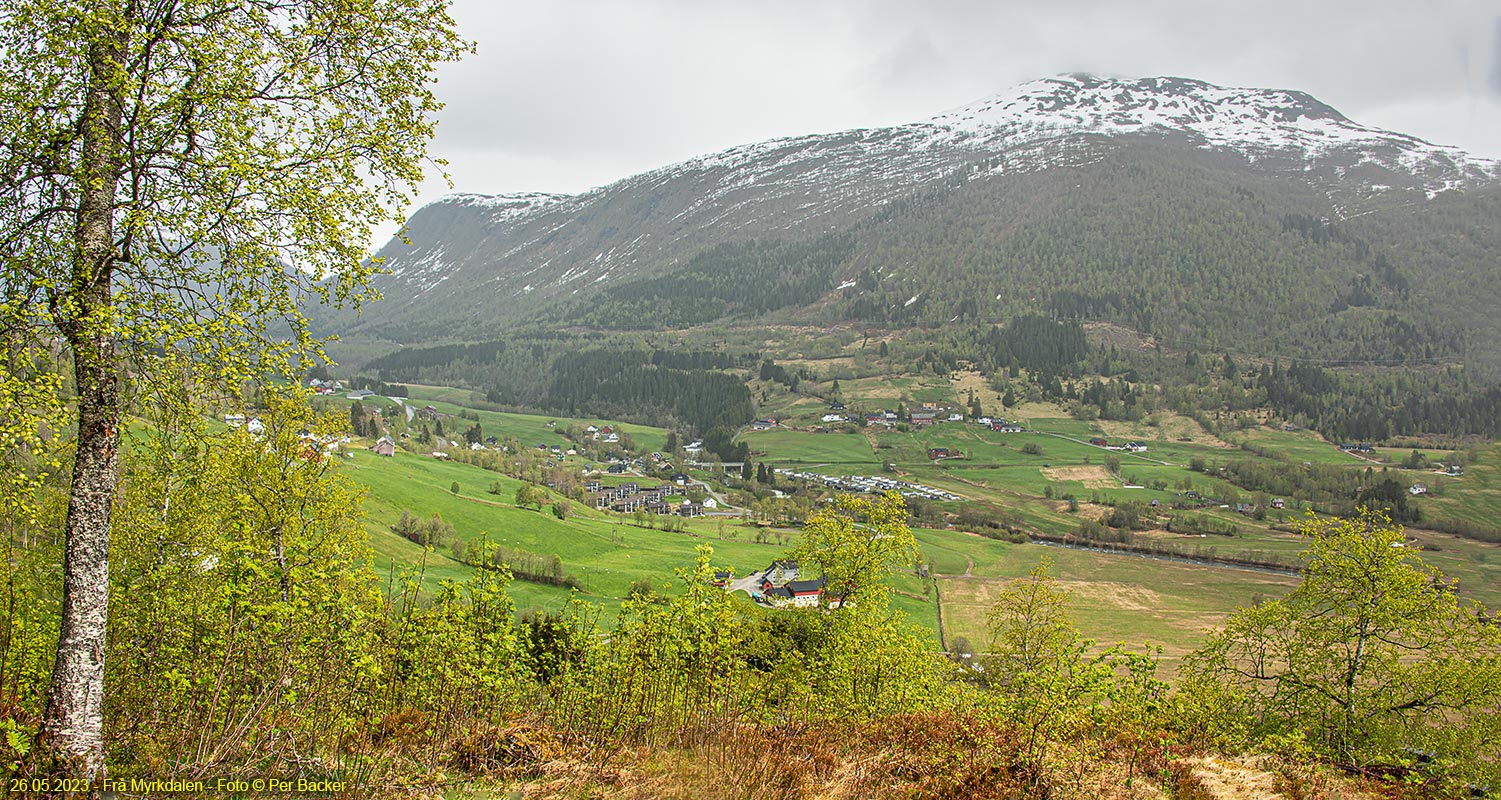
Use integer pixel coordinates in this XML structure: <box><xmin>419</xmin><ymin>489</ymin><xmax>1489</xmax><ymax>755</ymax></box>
<box><xmin>332</xmin><ymin>74</ymin><xmax>1501</xmax><ymax>368</ymax></box>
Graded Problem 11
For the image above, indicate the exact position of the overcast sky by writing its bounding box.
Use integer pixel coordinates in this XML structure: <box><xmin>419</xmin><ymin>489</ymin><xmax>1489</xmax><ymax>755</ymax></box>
<box><xmin>386</xmin><ymin>0</ymin><xmax>1501</xmax><ymax>237</ymax></box>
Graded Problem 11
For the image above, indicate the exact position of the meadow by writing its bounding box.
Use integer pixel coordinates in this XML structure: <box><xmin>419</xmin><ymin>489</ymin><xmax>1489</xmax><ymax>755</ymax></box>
<box><xmin>336</xmin><ymin>383</ymin><xmax>1501</xmax><ymax>674</ymax></box>
<box><xmin>740</xmin><ymin>399</ymin><xmax>1501</xmax><ymax>657</ymax></box>
<box><xmin>338</xmin><ymin>447</ymin><xmax>950</xmax><ymax>630</ymax></box>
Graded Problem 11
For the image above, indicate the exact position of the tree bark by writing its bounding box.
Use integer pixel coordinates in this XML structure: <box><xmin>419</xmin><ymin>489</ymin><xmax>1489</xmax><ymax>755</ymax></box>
<box><xmin>42</xmin><ymin>26</ymin><xmax>127</xmax><ymax>778</ymax></box>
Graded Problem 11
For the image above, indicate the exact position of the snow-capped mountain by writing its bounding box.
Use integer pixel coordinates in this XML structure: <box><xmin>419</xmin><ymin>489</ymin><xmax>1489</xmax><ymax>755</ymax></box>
<box><xmin>926</xmin><ymin>74</ymin><xmax>1496</xmax><ymax>192</ymax></box>
<box><xmin>331</xmin><ymin>74</ymin><xmax>1501</xmax><ymax>349</ymax></box>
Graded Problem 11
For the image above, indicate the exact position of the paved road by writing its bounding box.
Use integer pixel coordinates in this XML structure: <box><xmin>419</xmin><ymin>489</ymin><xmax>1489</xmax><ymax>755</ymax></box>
<box><xmin>683</xmin><ymin>476</ymin><xmax>737</xmax><ymax>512</ymax></box>
<box><xmin>726</xmin><ymin>571</ymin><xmax>765</xmax><ymax>596</ymax></box>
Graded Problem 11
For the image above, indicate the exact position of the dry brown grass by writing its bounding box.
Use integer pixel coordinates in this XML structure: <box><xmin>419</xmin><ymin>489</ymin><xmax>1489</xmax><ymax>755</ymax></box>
<box><xmin>418</xmin><ymin>716</ymin><xmax>1415</xmax><ymax>800</ymax></box>
<box><xmin>1173</xmin><ymin>754</ymin><xmax>1385</xmax><ymax>800</ymax></box>
<box><xmin>1043</xmin><ymin>465</ymin><xmax>1118</xmax><ymax>488</ymax></box>
<box><xmin>495</xmin><ymin>715</ymin><xmax>1186</xmax><ymax>800</ymax></box>
<box><xmin>1010</xmin><ymin>400</ymin><xmax>1070</xmax><ymax>419</ymax></box>
<box><xmin>1095</xmin><ymin>413</ymin><xmax>1236</xmax><ymax>449</ymax></box>
<box><xmin>949</xmin><ymin>369</ymin><xmax>1006</xmax><ymax>414</ymax></box>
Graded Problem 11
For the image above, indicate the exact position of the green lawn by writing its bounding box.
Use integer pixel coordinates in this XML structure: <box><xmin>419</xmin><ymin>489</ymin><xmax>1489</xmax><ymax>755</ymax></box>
<box><xmin>343</xmin><ymin>449</ymin><xmax>835</xmax><ymax>614</ymax></box>
<box><xmin>745</xmin><ymin>428</ymin><xmax>877</xmax><ymax>465</ymax></box>
<box><xmin>1417</xmin><ymin>443</ymin><xmax>1501</xmax><ymax>534</ymax></box>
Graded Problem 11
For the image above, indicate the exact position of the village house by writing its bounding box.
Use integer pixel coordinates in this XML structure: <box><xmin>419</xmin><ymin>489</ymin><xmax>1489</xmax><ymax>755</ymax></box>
<box><xmin>751</xmin><ymin>419</ymin><xmax>777</xmax><ymax>431</ymax></box>
<box><xmin>821</xmin><ymin>413</ymin><xmax>844</xmax><ymax>423</ymax></box>
<box><xmin>1088</xmin><ymin>437</ymin><xmax>1108</xmax><ymax>447</ymax></box>
<box><xmin>1409</xmin><ymin>483</ymin><xmax>1428</xmax><ymax>496</ymax></box>
<box><xmin>761</xmin><ymin>559</ymin><xmax>800</xmax><ymax>589</ymax></box>
<box><xmin>610</xmin><ymin>495</ymin><xmax>645</xmax><ymax>514</ymax></box>
<box><xmin>372</xmin><ymin>436</ymin><xmax>396</xmax><ymax>457</ymax></box>
<box><xmin>909</xmin><ymin>411</ymin><xmax>936</xmax><ymax>426</ymax></box>
<box><xmin>927</xmin><ymin>448</ymin><xmax>952</xmax><ymax>460</ymax></box>
<box><xmin>763</xmin><ymin>576</ymin><xmax>828</xmax><ymax>608</ymax></box>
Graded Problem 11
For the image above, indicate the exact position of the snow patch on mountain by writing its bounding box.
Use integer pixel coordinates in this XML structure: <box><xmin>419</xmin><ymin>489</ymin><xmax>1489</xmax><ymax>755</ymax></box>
<box><xmin>923</xmin><ymin>74</ymin><xmax>1500</xmax><ymax>191</ymax></box>
<box><xmin>433</xmin><ymin>192</ymin><xmax>570</xmax><ymax>221</ymax></box>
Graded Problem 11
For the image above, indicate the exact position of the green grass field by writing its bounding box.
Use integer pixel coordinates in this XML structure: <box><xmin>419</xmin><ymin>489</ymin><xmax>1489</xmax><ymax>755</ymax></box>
<box><xmin>905</xmin><ymin>525</ymin><xmax>1300</xmax><ymax>670</ymax></box>
<box><xmin>338</xmin><ymin>386</ymin><xmax>1501</xmax><ymax>668</ymax></box>
<box><xmin>337</xmin><ymin>447</ymin><xmax>949</xmax><ymax>631</ymax></box>
<box><xmin>744</xmin><ymin>428</ymin><xmax>877</xmax><ymax>465</ymax></box>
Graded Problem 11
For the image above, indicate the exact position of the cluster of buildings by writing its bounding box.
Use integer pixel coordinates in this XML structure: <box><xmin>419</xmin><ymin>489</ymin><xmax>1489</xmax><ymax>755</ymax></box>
<box><xmin>224</xmin><ymin>414</ymin><xmax>264</xmax><ymax>435</ymax></box>
<box><xmin>307</xmin><ymin>378</ymin><xmax>345</xmax><ymax>396</ymax></box>
<box><xmin>749</xmin><ymin>560</ymin><xmax>838</xmax><ymax>608</ymax></box>
<box><xmin>584</xmin><ymin>479</ymin><xmax>712</xmax><ymax>517</ymax></box>
<box><xmin>773</xmin><ymin>469</ymin><xmax>960</xmax><ymax>501</ymax></box>
<box><xmin>585</xmin><ymin>424</ymin><xmax>621</xmax><ymax>444</ymax></box>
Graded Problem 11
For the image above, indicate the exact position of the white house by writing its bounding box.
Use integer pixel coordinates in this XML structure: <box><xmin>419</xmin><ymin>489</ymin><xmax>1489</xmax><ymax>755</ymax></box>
<box><xmin>763</xmin><ymin>577</ymin><xmax>827</xmax><ymax>608</ymax></box>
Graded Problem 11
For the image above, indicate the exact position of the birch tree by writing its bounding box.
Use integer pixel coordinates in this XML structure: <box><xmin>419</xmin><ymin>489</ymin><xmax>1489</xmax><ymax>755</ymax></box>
<box><xmin>1189</xmin><ymin>510</ymin><xmax>1501</xmax><ymax>779</ymax></box>
<box><xmin>0</xmin><ymin>0</ymin><xmax>466</xmax><ymax>774</ymax></box>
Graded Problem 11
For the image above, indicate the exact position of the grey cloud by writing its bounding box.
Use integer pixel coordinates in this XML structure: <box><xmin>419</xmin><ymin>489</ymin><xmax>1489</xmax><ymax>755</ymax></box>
<box><xmin>418</xmin><ymin>0</ymin><xmax>1501</xmax><ymax>204</ymax></box>
<box><xmin>1491</xmin><ymin>17</ymin><xmax>1501</xmax><ymax>96</ymax></box>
